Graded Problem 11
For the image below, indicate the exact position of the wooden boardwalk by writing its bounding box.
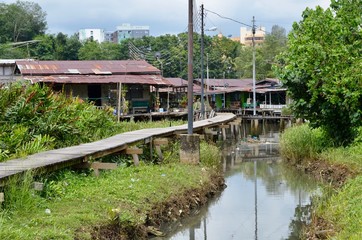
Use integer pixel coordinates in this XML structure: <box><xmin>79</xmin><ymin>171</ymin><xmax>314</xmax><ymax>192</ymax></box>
<box><xmin>0</xmin><ymin>113</ymin><xmax>236</xmax><ymax>186</ymax></box>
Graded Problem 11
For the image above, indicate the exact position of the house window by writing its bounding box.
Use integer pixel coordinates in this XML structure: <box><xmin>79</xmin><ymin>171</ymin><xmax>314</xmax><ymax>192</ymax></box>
<box><xmin>128</xmin><ymin>85</ymin><xmax>143</xmax><ymax>99</ymax></box>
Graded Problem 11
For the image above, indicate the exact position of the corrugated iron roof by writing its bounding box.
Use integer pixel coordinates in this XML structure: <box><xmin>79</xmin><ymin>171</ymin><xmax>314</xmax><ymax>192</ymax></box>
<box><xmin>165</xmin><ymin>78</ymin><xmax>188</xmax><ymax>87</ymax></box>
<box><xmin>16</xmin><ymin>60</ymin><xmax>161</xmax><ymax>75</ymax></box>
<box><xmin>24</xmin><ymin>74</ymin><xmax>172</xmax><ymax>86</ymax></box>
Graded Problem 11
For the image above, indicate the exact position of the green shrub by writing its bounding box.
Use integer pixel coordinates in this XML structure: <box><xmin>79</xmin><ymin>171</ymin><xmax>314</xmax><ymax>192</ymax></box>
<box><xmin>280</xmin><ymin>124</ymin><xmax>331</xmax><ymax>164</ymax></box>
<box><xmin>0</xmin><ymin>82</ymin><xmax>122</xmax><ymax>161</ymax></box>
<box><xmin>200</xmin><ymin>141</ymin><xmax>221</xmax><ymax>168</ymax></box>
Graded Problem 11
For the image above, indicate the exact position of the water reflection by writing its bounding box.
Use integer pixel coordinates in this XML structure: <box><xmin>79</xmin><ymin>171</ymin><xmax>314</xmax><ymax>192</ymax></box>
<box><xmin>155</xmin><ymin>122</ymin><xmax>318</xmax><ymax>240</ymax></box>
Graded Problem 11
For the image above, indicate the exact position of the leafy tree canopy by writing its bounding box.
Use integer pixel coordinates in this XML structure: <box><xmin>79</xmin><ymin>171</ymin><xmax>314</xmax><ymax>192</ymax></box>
<box><xmin>235</xmin><ymin>25</ymin><xmax>287</xmax><ymax>80</ymax></box>
<box><xmin>276</xmin><ymin>0</ymin><xmax>362</xmax><ymax>145</ymax></box>
<box><xmin>0</xmin><ymin>0</ymin><xmax>47</xmax><ymax>43</ymax></box>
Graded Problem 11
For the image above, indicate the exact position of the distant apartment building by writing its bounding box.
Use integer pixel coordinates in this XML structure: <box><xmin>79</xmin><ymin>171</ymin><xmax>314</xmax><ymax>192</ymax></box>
<box><xmin>240</xmin><ymin>26</ymin><xmax>266</xmax><ymax>46</ymax></box>
<box><xmin>78</xmin><ymin>24</ymin><xmax>150</xmax><ymax>43</ymax></box>
<box><xmin>114</xmin><ymin>23</ymin><xmax>150</xmax><ymax>43</ymax></box>
<box><xmin>78</xmin><ymin>29</ymin><xmax>105</xmax><ymax>43</ymax></box>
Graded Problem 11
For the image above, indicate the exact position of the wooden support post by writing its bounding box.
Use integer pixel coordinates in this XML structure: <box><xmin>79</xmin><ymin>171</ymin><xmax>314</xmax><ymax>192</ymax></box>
<box><xmin>92</xmin><ymin>162</ymin><xmax>118</xmax><ymax>177</ymax></box>
<box><xmin>126</xmin><ymin>147</ymin><xmax>143</xmax><ymax>166</ymax></box>
<box><xmin>76</xmin><ymin>162</ymin><xmax>118</xmax><ymax>177</ymax></box>
<box><xmin>0</xmin><ymin>192</ymin><xmax>4</xmax><ymax>203</ymax></box>
<box><xmin>219</xmin><ymin>124</ymin><xmax>230</xmax><ymax>141</ymax></box>
<box><xmin>153</xmin><ymin>138</ymin><xmax>169</xmax><ymax>162</ymax></box>
<box><xmin>32</xmin><ymin>182</ymin><xmax>44</xmax><ymax>191</ymax></box>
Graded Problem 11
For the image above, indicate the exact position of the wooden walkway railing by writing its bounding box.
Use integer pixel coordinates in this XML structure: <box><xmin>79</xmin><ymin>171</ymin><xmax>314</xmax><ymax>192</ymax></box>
<box><xmin>0</xmin><ymin>113</ymin><xmax>236</xmax><ymax>186</ymax></box>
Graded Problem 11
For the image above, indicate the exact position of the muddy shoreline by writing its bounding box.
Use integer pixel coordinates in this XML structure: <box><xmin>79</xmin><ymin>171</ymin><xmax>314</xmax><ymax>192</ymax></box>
<box><xmin>87</xmin><ymin>172</ymin><xmax>226</xmax><ymax>240</ymax></box>
<box><xmin>291</xmin><ymin>159</ymin><xmax>357</xmax><ymax>239</ymax></box>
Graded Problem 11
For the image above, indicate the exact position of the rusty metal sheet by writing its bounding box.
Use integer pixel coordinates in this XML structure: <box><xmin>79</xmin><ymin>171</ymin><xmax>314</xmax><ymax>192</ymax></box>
<box><xmin>24</xmin><ymin>74</ymin><xmax>172</xmax><ymax>86</ymax></box>
<box><xmin>16</xmin><ymin>60</ymin><xmax>160</xmax><ymax>75</ymax></box>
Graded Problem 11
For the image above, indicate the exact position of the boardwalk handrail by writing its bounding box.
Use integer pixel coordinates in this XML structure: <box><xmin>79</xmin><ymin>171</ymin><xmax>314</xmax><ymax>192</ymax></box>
<box><xmin>0</xmin><ymin>113</ymin><xmax>236</xmax><ymax>186</ymax></box>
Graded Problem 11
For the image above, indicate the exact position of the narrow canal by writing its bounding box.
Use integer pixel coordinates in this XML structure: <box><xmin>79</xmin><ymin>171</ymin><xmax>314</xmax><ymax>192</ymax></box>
<box><xmin>156</xmin><ymin>121</ymin><xmax>319</xmax><ymax>240</ymax></box>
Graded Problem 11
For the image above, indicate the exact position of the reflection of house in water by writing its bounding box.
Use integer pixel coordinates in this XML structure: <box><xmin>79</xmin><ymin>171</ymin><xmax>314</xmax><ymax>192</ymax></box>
<box><xmin>14</xmin><ymin>60</ymin><xmax>172</xmax><ymax>114</ymax></box>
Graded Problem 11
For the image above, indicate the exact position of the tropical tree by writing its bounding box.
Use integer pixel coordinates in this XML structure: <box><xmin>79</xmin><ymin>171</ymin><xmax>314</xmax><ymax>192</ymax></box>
<box><xmin>276</xmin><ymin>0</ymin><xmax>362</xmax><ymax>145</ymax></box>
<box><xmin>0</xmin><ymin>1</ymin><xmax>47</xmax><ymax>43</ymax></box>
<box><xmin>235</xmin><ymin>25</ymin><xmax>287</xmax><ymax>80</ymax></box>
<box><xmin>78</xmin><ymin>41</ymin><xmax>123</xmax><ymax>60</ymax></box>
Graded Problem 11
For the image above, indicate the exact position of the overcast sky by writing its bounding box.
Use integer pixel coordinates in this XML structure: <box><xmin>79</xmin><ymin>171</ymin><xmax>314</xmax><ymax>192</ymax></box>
<box><xmin>1</xmin><ymin>0</ymin><xmax>331</xmax><ymax>37</ymax></box>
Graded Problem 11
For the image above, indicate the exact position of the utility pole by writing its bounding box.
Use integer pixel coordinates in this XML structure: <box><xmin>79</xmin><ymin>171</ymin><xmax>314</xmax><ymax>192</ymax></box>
<box><xmin>200</xmin><ymin>4</ymin><xmax>205</xmax><ymax>119</ymax></box>
<box><xmin>252</xmin><ymin>16</ymin><xmax>257</xmax><ymax>116</ymax></box>
<box><xmin>187</xmin><ymin>0</ymin><xmax>194</xmax><ymax>134</ymax></box>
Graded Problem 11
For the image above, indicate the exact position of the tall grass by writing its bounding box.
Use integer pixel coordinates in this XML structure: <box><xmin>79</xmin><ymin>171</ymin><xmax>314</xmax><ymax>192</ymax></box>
<box><xmin>0</xmin><ymin>162</ymin><xmax>220</xmax><ymax>239</ymax></box>
<box><xmin>279</xmin><ymin>124</ymin><xmax>331</xmax><ymax>164</ymax></box>
<box><xmin>316</xmin><ymin>175</ymin><xmax>362</xmax><ymax>239</ymax></box>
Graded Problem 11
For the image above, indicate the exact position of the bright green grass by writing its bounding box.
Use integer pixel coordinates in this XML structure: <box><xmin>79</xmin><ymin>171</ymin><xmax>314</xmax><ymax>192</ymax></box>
<box><xmin>0</xmin><ymin>163</ymin><xmax>215</xmax><ymax>240</ymax></box>
<box><xmin>319</xmin><ymin>143</ymin><xmax>362</xmax><ymax>173</ymax></box>
<box><xmin>280</xmin><ymin>125</ymin><xmax>362</xmax><ymax>239</ymax></box>
<box><xmin>316</xmin><ymin>175</ymin><xmax>362</xmax><ymax>239</ymax></box>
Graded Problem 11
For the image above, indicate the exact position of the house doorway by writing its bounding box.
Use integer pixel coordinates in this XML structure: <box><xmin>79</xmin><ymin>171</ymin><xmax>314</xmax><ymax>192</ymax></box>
<box><xmin>88</xmin><ymin>84</ymin><xmax>102</xmax><ymax>106</ymax></box>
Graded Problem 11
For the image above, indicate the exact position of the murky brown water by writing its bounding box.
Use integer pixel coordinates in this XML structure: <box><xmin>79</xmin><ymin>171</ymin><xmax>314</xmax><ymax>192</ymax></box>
<box><xmin>155</xmin><ymin>121</ymin><xmax>319</xmax><ymax>240</ymax></box>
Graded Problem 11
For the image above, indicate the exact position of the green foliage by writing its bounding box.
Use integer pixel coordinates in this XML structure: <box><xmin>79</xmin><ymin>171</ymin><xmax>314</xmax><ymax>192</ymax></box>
<box><xmin>320</xmin><ymin>142</ymin><xmax>362</xmax><ymax>173</ymax></box>
<box><xmin>276</xmin><ymin>1</ymin><xmax>362</xmax><ymax>146</ymax></box>
<box><xmin>2</xmin><ymin>171</ymin><xmax>42</xmax><ymax>212</ymax></box>
<box><xmin>0</xmin><ymin>82</ymin><xmax>122</xmax><ymax>161</ymax></box>
<box><xmin>78</xmin><ymin>41</ymin><xmax>123</xmax><ymax>60</ymax></box>
<box><xmin>200</xmin><ymin>141</ymin><xmax>221</xmax><ymax>168</ymax></box>
<box><xmin>235</xmin><ymin>25</ymin><xmax>287</xmax><ymax>79</ymax></box>
<box><xmin>0</xmin><ymin>1</ymin><xmax>47</xmax><ymax>43</ymax></box>
<box><xmin>280</xmin><ymin>124</ymin><xmax>331</xmax><ymax>164</ymax></box>
<box><xmin>317</xmin><ymin>175</ymin><xmax>362</xmax><ymax>239</ymax></box>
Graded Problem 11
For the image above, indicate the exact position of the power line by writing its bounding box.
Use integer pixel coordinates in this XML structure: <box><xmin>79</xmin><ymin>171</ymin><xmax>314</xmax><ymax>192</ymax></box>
<box><xmin>205</xmin><ymin>8</ymin><xmax>268</xmax><ymax>33</ymax></box>
<box><xmin>205</xmin><ymin>8</ymin><xmax>253</xmax><ymax>28</ymax></box>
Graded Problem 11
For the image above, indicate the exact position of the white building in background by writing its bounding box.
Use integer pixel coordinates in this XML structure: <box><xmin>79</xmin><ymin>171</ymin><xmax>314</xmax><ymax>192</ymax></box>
<box><xmin>78</xmin><ymin>24</ymin><xmax>150</xmax><ymax>44</ymax></box>
<box><xmin>240</xmin><ymin>26</ymin><xmax>266</xmax><ymax>46</ymax></box>
<box><xmin>78</xmin><ymin>29</ymin><xmax>105</xmax><ymax>43</ymax></box>
<box><xmin>114</xmin><ymin>23</ymin><xmax>150</xmax><ymax>43</ymax></box>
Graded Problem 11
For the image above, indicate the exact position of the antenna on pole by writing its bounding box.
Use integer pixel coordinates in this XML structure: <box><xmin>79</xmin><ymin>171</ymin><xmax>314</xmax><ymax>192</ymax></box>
<box><xmin>252</xmin><ymin>16</ymin><xmax>256</xmax><ymax>116</ymax></box>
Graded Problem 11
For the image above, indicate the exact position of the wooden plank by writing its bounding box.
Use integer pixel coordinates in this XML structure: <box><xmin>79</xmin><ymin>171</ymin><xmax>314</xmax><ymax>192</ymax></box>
<box><xmin>125</xmin><ymin>148</ymin><xmax>143</xmax><ymax>155</ymax></box>
<box><xmin>204</xmin><ymin>128</ymin><xmax>218</xmax><ymax>135</ymax></box>
<box><xmin>153</xmin><ymin>138</ymin><xmax>169</xmax><ymax>146</ymax></box>
<box><xmin>74</xmin><ymin>162</ymin><xmax>117</xmax><ymax>170</ymax></box>
<box><xmin>91</xmin><ymin>162</ymin><xmax>118</xmax><ymax>170</ymax></box>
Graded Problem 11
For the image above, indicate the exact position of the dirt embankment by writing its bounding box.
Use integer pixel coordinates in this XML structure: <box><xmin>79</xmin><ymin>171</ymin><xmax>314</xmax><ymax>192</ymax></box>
<box><xmin>87</xmin><ymin>172</ymin><xmax>226</xmax><ymax>240</ymax></box>
<box><xmin>293</xmin><ymin>159</ymin><xmax>357</xmax><ymax>239</ymax></box>
<box><xmin>297</xmin><ymin>160</ymin><xmax>356</xmax><ymax>188</ymax></box>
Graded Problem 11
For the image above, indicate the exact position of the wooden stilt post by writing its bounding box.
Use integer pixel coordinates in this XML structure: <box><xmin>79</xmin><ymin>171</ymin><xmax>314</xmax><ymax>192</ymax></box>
<box><xmin>126</xmin><ymin>147</ymin><xmax>143</xmax><ymax>166</ymax></box>
<box><xmin>0</xmin><ymin>192</ymin><xmax>4</xmax><ymax>204</ymax></box>
<box><xmin>219</xmin><ymin>124</ymin><xmax>230</xmax><ymax>141</ymax></box>
<box><xmin>153</xmin><ymin>138</ymin><xmax>169</xmax><ymax>162</ymax></box>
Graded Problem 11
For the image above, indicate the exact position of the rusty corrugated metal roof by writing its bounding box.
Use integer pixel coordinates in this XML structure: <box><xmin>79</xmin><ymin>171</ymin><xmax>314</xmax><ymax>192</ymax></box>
<box><xmin>24</xmin><ymin>74</ymin><xmax>172</xmax><ymax>86</ymax></box>
<box><xmin>16</xmin><ymin>60</ymin><xmax>161</xmax><ymax>75</ymax></box>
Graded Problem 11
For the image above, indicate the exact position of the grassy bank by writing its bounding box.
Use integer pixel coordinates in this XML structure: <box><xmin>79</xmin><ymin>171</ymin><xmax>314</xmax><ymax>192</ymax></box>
<box><xmin>1</xmin><ymin>83</ymin><xmax>222</xmax><ymax>239</ymax></box>
<box><xmin>280</xmin><ymin>124</ymin><xmax>362</xmax><ymax>239</ymax></box>
<box><xmin>0</xmin><ymin>142</ymin><xmax>222</xmax><ymax>239</ymax></box>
